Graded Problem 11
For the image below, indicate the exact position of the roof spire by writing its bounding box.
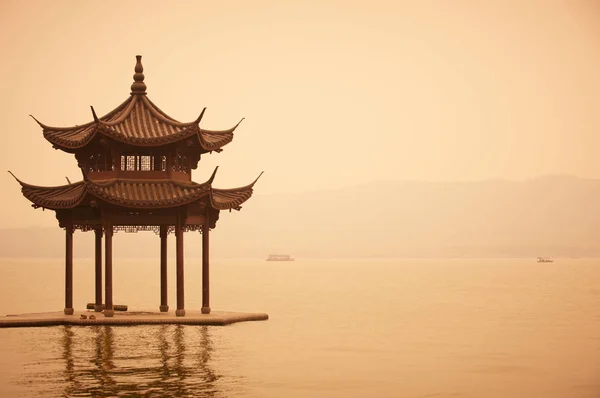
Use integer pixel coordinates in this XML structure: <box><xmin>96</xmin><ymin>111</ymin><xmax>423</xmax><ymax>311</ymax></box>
<box><xmin>130</xmin><ymin>55</ymin><xmax>147</xmax><ymax>95</ymax></box>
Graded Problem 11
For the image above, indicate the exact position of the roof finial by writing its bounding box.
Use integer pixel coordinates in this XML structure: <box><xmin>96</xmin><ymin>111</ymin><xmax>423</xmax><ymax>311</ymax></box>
<box><xmin>130</xmin><ymin>55</ymin><xmax>147</xmax><ymax>95</ymax></box>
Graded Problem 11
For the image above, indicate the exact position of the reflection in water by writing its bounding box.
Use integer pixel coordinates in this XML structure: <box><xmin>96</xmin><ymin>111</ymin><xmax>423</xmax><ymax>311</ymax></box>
<box><xmin>61</xmin><ymin>325</ymin><xmax>75</xmax><ymax>394</ymax></box>
<box><xmin>197</xmin><ymin>326</ymin><xmax>218</xmax><ymax>389</ymax></box>
<box><xmin>159</xmin><ymin>325</ymin><xmax>170</xmax><ymax>383</ymax></box>
<box><xmin>55</xmin><ymin>325</ymin><xmax>223</xmax><ymax>397</ymax></box>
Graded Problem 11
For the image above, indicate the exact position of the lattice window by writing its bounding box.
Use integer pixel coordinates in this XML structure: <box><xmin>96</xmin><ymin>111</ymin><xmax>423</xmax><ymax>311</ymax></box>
<box><xmin>172</xmin><ymin>154</ymin><xmax>190</xmax><ymax>173</ymax></box>
<box><xmin>120</xmin><ymin>154</ymin><xmax>167</xmax><ymax>171</ymax></box>
<box><xmin>120</xmin><ymin>155</ymin><xmax>137</xmax><ymax>171</ymax></box>
<box><xmin>140</xmin><ymin>155</ymin><xmax>152</xmax><ymax>171</ymax></box>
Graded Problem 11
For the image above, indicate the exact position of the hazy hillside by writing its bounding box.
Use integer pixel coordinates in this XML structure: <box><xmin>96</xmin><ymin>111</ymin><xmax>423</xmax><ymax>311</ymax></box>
<box><xmin>2</xmin><ymin>175</ymin><xmax>600</xmax><ymax>259</ymax></box>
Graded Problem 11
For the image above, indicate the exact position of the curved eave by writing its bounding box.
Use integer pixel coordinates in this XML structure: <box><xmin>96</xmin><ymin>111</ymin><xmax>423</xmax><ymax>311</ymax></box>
<box><xmin>197</xmin><ymin>118</ymin><xmax>243</xmax><ymax>152</ymax></box>
<box><xmin>33</xmin><ymin>95</ymin><xmax>241</xmax><ymax>151</ymax></box>
<box><xmin>33</xmin><ymin>97</ymin><xmax>133</xmax><ymax>151</ymax></box>
<box><xmin>209</xmin><ymin>171</ymin><xmax>263</xmax><ymax>211</ymax></box>
<box><xmin>9</xmin><ymin>168</ymin><xmax>264</xmax><ymax>212</ymax></box>
<box><xmin>9</xmin><ymin>172</ymin><xmax>87</xmax><ymax>210</ymax></box>
<box><xmin>43</xmin><ymin>124</ymin><xmax>100</xmax><ymax>151</ymax></box>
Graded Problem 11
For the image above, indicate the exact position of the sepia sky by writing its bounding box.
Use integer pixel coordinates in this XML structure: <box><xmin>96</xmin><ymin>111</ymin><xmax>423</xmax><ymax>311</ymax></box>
<box><xmin>0</xmin><ymin>0</ymin><xmax>599</xmax><ymax>227</ymax></box>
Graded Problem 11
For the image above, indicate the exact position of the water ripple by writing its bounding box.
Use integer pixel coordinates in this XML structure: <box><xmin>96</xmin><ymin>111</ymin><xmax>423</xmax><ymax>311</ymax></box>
<box><xmin>16</xmin><ymin>325</ymin><xmax>238</xmax><ymax>397</ymax></box>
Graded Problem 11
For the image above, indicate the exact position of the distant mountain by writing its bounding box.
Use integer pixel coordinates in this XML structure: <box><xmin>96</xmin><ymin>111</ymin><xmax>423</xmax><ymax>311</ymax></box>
<box><xmin>1</xmin><ymin>175</ymin><xmax>600</xmax><ymax>259</ymax></box>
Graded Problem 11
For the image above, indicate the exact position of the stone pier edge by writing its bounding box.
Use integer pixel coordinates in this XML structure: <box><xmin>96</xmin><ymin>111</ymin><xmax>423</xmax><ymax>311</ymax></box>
<box><xmin>0</xmin><ymin>311</ymin><xmax>269</xmax><ymax>328</ymax></box>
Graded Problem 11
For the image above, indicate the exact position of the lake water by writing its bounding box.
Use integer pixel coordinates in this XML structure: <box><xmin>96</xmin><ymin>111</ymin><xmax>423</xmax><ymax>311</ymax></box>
<box><xmin>1</xmin><ymin>258</ymin><xmax>599</xmax><ymax>397</ymax></box>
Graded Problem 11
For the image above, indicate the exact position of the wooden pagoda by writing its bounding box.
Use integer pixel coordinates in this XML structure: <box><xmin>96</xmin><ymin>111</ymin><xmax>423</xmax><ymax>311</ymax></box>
<box><xmin>10</xmin><ymin>55</ymin><xmax>262</xmax><ymax>317</ymax></box>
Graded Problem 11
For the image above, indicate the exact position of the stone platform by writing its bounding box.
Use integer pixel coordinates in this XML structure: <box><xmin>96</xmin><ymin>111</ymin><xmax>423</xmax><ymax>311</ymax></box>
<box><xmin>0</xmin><ymin>310</ymin><xmax>269</xmax><ymax>328</ymax></box>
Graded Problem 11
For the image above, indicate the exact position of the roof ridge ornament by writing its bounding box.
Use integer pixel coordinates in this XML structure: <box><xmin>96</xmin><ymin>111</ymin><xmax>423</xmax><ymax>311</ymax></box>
<box><xmin>29</xmin><ymin>114</ymin><xmax>47</xmax><ymax>128</ymax></box>
<box><xmin>208</xmin><ymin>166</ymin><xmax>219</xmax><ymax>184</ymax></box>
<box><xmin>252</xmin><ymin>171</ymin><xmax>264</xmax><ymax>186</ymax></box>
<box><xmin>7</xmin><ymin>170</ymin><xmax>20</xmax><ymax>183</ymax></box>
<box><xmin>130</xmin><ymin>55</ymin><xmax>147</xmax><ymax>95</ymax></box>
<box><xmin>195</xmin><ymin>107</ymin><xmax>207</xmax><ymax>124</ymax></box>
<box><xmin>90</xmin><ymin>106</ymin><xmax>99</xmax><ymax>122</ymax></box>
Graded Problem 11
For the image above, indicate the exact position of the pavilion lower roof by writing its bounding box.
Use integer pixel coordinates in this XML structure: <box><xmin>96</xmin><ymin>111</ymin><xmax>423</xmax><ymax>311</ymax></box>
<box><xmin>33</xmin><ymin>95</ymin><xmax>241</xmax><ymax>152</ymax></box>
<box><xmin>11</xmin><ymin>172</ymin><xmax>260</xmax><ymax>211</ymax></box>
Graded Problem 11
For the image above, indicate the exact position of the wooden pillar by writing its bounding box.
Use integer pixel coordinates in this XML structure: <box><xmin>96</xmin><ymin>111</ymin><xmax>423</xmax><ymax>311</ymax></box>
<box><xmin>159</xmin><ymin>226</ymin><xmax>169</xmax><ymax>312</ymax></box>
<box><xmin>201</xmin><ymin>212</ymin><xmax>211</xmax><ymax>314</ymax></box>
<box><xmin>175</xmin><ymin>217</ymin><xmax>185</xmax><ymax>317</ymax></box>
<box><xmin>94</xmin><ymin>227</ymin><xmax>103</xmax><ymax>312</ymax></box>
<box><xmin>104</xmin><ymin>223</ymin><xmax>114</xmax><ymax>317</ymax></box>
<box><xmin>64</xmin><ymin>225</ymin><xmax>74</xmax><ymax>315</ymax></box>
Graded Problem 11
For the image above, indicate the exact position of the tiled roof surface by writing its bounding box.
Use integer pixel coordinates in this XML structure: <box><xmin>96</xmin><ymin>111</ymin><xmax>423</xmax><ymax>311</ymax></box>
<box><xmin>36</xmin><ymin>95</ymin><xmax>240</xmax><ymax>151</ymax></box>
<box><xmin>10</xmin><ymin>171</ymin><xmax>261</xmax><ymax>211</ymax></box>
<box><xmin>88</xmin><ymin>179</ymin><xmax>211</xmax><ymax>208</ymax></box>
<box><xmin>210</xmin><ymin>187</ymin><xmax>254</xmax><ymax>210</ymax></box>
<box><xmin>209</xmin><ymin>171</ymin><xmax>263</xmax><ymax>210</ymax></box>
<box><xmin>18</xmin><ymin>180</ymin><xmax>87</xmax><ymax>209</ymax></box>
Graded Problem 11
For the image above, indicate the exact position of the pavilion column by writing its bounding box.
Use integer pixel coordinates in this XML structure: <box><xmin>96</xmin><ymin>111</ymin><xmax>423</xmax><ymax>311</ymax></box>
<box><xmin>201</xmin><ymin>212</ymin><xmax>211</xmax><ymax>314</ymax></box>
<box><xmin>104</xmin><ymin>223</ymin><xmax>114</xmax><ymax>317</ymax></box>
<box><xmin>175</xmin><ymin>216</ymin><xmax>185</xmax><ymax>317</ymax></box>
<box><xmin>94</xmin><ymin>227</ymin><xmax>103</xmax><ymax>312</ymax></box>
<box><xmin>159</xmin><ymin>226</ymin><xmax>169</xmax><ymax>312</ymax></box>
<box><xmin>64</xmin><ymin>225</ymin><xmax>74</xmax><ymax>315</ymax></box>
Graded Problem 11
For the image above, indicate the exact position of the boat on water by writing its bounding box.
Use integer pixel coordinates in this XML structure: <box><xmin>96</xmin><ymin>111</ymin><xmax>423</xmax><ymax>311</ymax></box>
<box><xmin>266</xmin><ymin>254</ymin><xmax>295</xmax><ymax>261</ymax></box>
<box><xmin>537</xmin><ymin>257</ymin><xmax>554</xmax><ymax>263</ymax></box>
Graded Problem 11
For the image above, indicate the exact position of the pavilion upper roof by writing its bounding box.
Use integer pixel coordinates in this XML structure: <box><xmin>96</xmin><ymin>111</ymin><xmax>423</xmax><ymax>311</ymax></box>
<box><xmin>31</xmin><ymin>56</ymin><xmax>242</xmax><ymax>153</ymax></box>
<box><xmin>9</xmin><ymin>168</ymin><xmax>262</xmax><ymax>211</ymax></box>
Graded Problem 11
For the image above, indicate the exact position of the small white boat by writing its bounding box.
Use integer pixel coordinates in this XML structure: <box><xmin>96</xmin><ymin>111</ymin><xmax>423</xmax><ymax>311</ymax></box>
<box><xmin>266</xmin><ymin>254</ymin><xmax>295</xmax><ymax>261</ymax></box>
<box><xmin>537</xmin><ymin>257</ymin><xmax>554</xmax><ymax>263</ymax></box>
